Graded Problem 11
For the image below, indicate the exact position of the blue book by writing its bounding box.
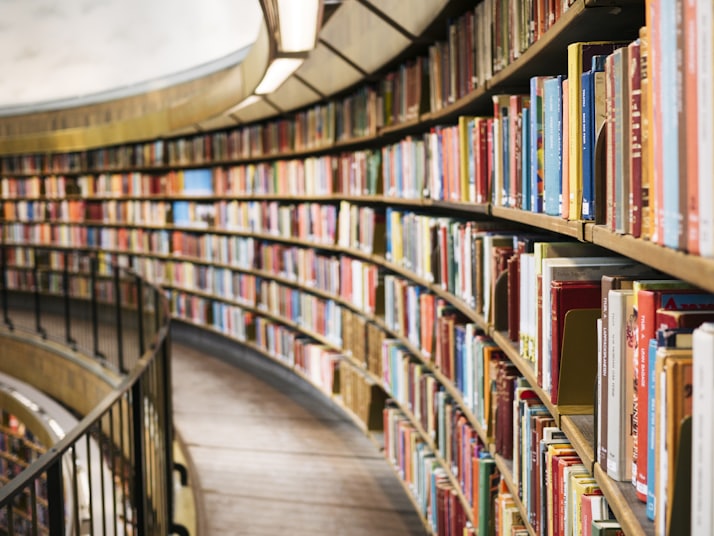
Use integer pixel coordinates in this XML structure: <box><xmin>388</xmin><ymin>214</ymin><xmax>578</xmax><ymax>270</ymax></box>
<box><xmin>529</xmin><ymin>76</ymin><xmax>551</xmax><ymax>213</ymax></box>
<box><xmin>455</xmin><ymin>325</ymin><xmax>465</xmax><ymax>393</ymax></box>
<box><xmin>394</xmin><ymin>142</ymin><xmax>403</xmax><ymax>196</ymax></box>
<box><xmin>182</xmin><ymin>168</ymin><xmax>213</xmax><ymax>195</ymax></box>
<box><xmin>543</xmin><ymin>76</ymin><xmax>563</xmax><ymax>216</ymax></box>
<box><xmin>501</xmin><ymin>105</ymin><xmax>510</xmax><ymax>207</ymax></box>
<box><xmin>646</xmin><ymin>337</ymin><xmax>658</xmax><ymax>520</ymax></box>
<box><xmin>467</xmin><ymin>118</ymin><xmax>476</xmax><ymax>202</ymax></box>
<box><xmin>581</xmin><ymin>56</ymin><xmax>607</xmax><ymax>220</ymax></box>
<box><xmin>522</xmin><ymin>107</ymin><xmax>531</xmax><ymax>211</ymax></box>
<box><xmin>172</xmin><ymin>201</ymin><xmax>190</xmax><ymax>225</ymax></box>
<box><xmin>661</xmin><ymin>0</ymin><xmax>682</xmax><ymax>248</ymax></box>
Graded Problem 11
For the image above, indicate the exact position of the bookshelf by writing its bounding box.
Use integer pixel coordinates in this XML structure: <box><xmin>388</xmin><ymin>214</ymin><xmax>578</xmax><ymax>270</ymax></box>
<box><xmin>4</xmin><ymin>0</ymin><xmax>708</xmax><ymax>534</ymax></box>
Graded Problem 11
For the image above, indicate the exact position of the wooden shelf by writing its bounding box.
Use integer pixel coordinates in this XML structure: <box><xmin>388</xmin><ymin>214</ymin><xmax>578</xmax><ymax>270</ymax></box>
<box><xmin>590</xmin><ymin>224</ymin><xmax>714</xmax><ymax>294</ymax></box>
<box><xmin>490</xmin><ymin>206</ymin><xmax>585</xmax><ymax>239</ymax></box>
<box><xmin>593</xmin><ymin>463</ymin><xmax>654</xmax><ymax>536</ymax></box>
<box><xmin>560</xmin><ymin>415</ymin><xmax>596</xmax><ymax>472</ymax></box>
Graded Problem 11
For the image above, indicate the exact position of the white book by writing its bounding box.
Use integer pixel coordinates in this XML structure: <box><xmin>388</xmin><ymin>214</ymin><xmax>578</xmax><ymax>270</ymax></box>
<box><xmin>606</xmin><ymin>289</ymin><xmax>634</xmax><ymax>481</ymax></box>
<box><xmin>597</xmin><ymin>315</ymin><xmax>603</xmax><ymax>446</ymax></box>
<box><xmin>540</xmin><ymin>257</ymin><xmax>640</xmax><ymax>396</ymax></box>
<box><xmin>519</xmin><ymin>253</ymin><xmax>534</xmax><ymax>359</ymax></box>
<box><xmin>698</xmin><ymin>1</ymin><xmax>714</xmax><ymax>256</ymax></box>
<box><xmin>692</xmin><ymin>323</ymin><xmax>714</xmax><ymax>533</ymax></box>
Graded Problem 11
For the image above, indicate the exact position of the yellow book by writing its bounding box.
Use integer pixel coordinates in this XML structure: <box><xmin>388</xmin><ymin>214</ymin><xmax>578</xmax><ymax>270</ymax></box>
<box><xmin>458</xmin><ymin>116</ymin><xmax>473</xmax><ymax>203</ymax></box>
<box><xmin>567</xmin><ymin>42</ymin><xmax>629</xmax><ymax>220</ymax></box>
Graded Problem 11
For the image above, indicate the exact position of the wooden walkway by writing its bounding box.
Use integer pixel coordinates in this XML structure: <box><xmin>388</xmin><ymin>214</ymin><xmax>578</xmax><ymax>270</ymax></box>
<box><xmin>171</xmin><ymin>323</ymin><xmax>427</xmax><ymax>536</ymax></box>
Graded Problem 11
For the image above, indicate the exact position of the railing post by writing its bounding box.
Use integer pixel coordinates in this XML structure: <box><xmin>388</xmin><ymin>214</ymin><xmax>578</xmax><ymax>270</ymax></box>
<box><xmin>162</xmin><ymin>330</ymin><xmax>176</xmax><ymax>524</ymax></box>
<box><xmin>90</xmin><ymin>255</ymin><xmax>105</xmax><ymax>360</ymax></box>
<box><xmin>132</xmin><ymin>380</ymin><xmax>148</xmax><ymax>536</ymax></box>
<box><xmin>153</xmin><ymin>286</ymin><xmax>161</xmax><ymax>346</ymax></box>
<box><xmin>115</xmin><ymin>267</ymin><xmax>125</xmax><ymax>373</ymax></box>
<box><xmin>0</xmin><ymin>242</ymin><xmax>12</xmax><ymax>330</ymax></box>
<box><xmin>47</xmin><ymin>457</ymin><xmax>65</xmax><ymax>536</ymax></box>
<box><xmin>33</xmin><ymin>247</ymin><xmax>46</xmax><ymax>338</ymax></box>
<box><xmin>137</xmin><ymin>275</ymin><xmax>145</xmax><ymax>355</ymax></box>
<box><xmin>63</xmin><ymin>251</ymin><xmax>76</xmax><ymax>348</ymax></box>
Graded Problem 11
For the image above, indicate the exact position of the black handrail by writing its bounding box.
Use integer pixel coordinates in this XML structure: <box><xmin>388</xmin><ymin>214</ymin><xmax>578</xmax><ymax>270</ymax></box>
<box><xmin>0</xmin><ymin>244</ymin><xmax>173</xmax><ymax>536</ymax></box>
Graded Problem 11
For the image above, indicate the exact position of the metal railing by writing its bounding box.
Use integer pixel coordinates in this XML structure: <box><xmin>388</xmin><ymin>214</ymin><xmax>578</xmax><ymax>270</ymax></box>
<box><xmin>0</xmin><ymin>245</ymin><xmax>174</xmax><ymax>536</ymax></box>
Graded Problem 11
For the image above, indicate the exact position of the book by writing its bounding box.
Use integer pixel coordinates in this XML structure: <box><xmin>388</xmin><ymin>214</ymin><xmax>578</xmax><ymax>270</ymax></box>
<box><xmin>654</xmin><ymin>345</ymin><xmax>692</xmax><ymax>534</ymax></box>
<box><xmin>591</xmin><ymin>520</ymin><xmax>625</xmax><ymax>535</ymax></box>
<box><xmin>544</xmin><ymin>75</ymin><xmax>564</xmax><ymax>216</ymax></box>
<box><xmin>540</xmin><ymin>257</ymin><xmax>642</xmax><ymax>397</ymax></box>
<box><xmin>697</xmin><ymin>0</ymin><xmax>714</xmax><ymax>256</ymax></box>
<box><xmin>550</xmin><ymin>280</ymin><xmax>601</xmax><ymax>404</ymax></box>
<box><xmin>692</xmin><ymin>323</ymin><xmax>714</xmax><ymax>533</ymax></box>
<box><xmin>582</xmin><ymin>56</ymin><xmax>607</xmax><ymax>220</ymax></box>
<box><xmin>606</xmin><ymin>288</ymin><xmax>635</xmax><ymax>481</ymax></box>
<box><xmin>567</xmin><ymin>41</ymin><xmax>629</xmax><ymax>220</ymax></box>
<box><xmin>530</xmin><ymin>76</ymin><xmax>552</xmax><ymax>213</ymax></box>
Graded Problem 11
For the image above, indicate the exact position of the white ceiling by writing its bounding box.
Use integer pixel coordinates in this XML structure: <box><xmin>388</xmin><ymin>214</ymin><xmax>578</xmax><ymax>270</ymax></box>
<box><xmin>0</xmin><ymin>0</ymin><xmax>263</xmax><ymax>110</ymax></box>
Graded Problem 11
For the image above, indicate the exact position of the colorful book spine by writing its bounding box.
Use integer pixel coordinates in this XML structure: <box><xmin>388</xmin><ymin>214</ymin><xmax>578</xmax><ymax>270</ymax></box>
<box><xmin>697</xmin><ymin>0</ymin><xmax>714</xmax><ymax>256</ymax></box>
<box><xmin>543</xmin><ymin>76</ymin><xmax>563</xmax><ymax>216</ymax></box>
<box><xmin>529</xmin><ymin>76</ymin><xmax>550</xmax><ymax>213</ymax></box>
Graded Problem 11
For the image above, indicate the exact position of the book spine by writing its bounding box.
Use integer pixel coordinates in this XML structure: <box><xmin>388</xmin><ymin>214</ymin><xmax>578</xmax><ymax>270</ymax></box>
<box><xmin>522</xmin><ymin>107</ymin><xmax>532</xmax><ymax>211</ymax></box>
<box><xmin>581</xmin><ymin>71</ymin><xmax>594</xmax><ymax>220</ymax></box>
<box><xmin>629</xmin><ymin>41</ymin><xmax>643</xmax><ymax>238</ymax></box>
<box><xmin>646</xmin><ymin>338</ymin><xmax>658</xmax><ymax>520</ymax></box>
<box><xmin>543</xmin><ymin>76</ymin><xmax>563</xmax><ymax>216</ymax></box>
<box><xmin>697</xmin><ymin>0</ymin><xmax>714</xmax><ymax>255</ymax></box>
<box><xmin>561</xmin><ymin>79</ymin><xmax>570</xmax><ymax>219</ymax></box>
<box><xmin>692</xmin><ymin>324</ymin><xmax>714</xmax><ymax>533</ymax></box>
<box><xmin>530</xmin><ymin>77</ymin><xmax>546</xmax><ymax>213</ymax></box>
<box><xmin>661</xmin><ymin>0</ymin><xmax>683</xmax><ymax>249</ymax></box>
<box><xmin>567</xmin><ymin>44</ymin><xmax>583</xmax><ymax>220</ymax></box>
<box><xmin>684</xmin><ymin>0</ymin><xmax>699</xmax><ymax>252</ymax></box>
<box><xmin>605</xmin><ymin>55</ymin><xmax>616</xmax><ymax>231</ymax></box>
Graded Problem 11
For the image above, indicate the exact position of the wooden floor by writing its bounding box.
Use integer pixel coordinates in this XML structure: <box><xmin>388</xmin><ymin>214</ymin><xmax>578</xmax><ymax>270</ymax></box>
<box><xmin>171</xmin><ymin>325</ymin><xmax>427</xmax><ymax>536</ymax></box>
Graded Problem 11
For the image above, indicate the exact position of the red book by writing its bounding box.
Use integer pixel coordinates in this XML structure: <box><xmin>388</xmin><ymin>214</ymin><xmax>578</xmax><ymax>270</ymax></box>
<box><xmin>684</xmin><ymin>0</ymin><xmax>699</xmax><ymax>252</ymax></box>
<box><xmin>474</xmin><ymin>118</ymin><xmax>490</xmax><ymax>204</ymax></box>
<box><xmin>629</xmin><ymin>40</ymin><xmax>643</xmax><ymax>237</ymax></box>
<box><xmin>581</xmin><ymin>491</ymin><xmax>605</xmax><ymax>536</ymax></box>
<box><xmin>655</xmin><ymin>308</ymin><xmax>714</xmax><ymax>330</ymax></box>
<box><xmin>550</xmin><ymin>280</ymin><xmax>602</xmax><ymax>404</ymax></box>
<box><xmin>509</xmin><ymin>95</ymin><xmax>528</xmax><ymax>208</ymax></box>
<box><xmin>551</xmin><ymin>454</ymin><xmax>581</xmax><ymax>535</ymax></box>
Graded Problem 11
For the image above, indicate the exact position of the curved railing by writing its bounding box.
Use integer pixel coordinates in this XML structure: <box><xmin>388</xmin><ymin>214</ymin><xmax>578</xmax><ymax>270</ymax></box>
<box><xmin>0</xmin><ymin>246</ymin><xmax>173</xmax><ymax>536</ymax></box>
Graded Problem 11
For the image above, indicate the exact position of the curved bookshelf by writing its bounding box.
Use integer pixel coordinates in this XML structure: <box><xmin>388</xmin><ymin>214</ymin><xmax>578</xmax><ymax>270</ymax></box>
<box><xmin>2</xmin><ymin>1</ymin><xmax>697</xmax><ymax>535</ymax></box>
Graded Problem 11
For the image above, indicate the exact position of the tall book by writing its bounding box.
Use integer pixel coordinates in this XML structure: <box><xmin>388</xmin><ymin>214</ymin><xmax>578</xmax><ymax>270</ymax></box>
<box><xmin>628</xmin><ymin>40</ymin><xmax>643</xmax><ymax>237</ymax></box>
<box><xmin>582</xmin><ymin>56</ymin><xmax>607</xmax><ymax>221</ymax></box>
<box><xmin>544</xmin><ymin>76</ymin><xmax>564</xmax><ymax>216</ymax></box>
<box><xmin>692</xmin><ymin>323</ymin><xmax>714</xmax><ymax>533</ymax></box>
<box><xmin>567</xmin><ymin>41</ymin><xmax>628</xmax><ymax>220</ymax></box>
<box><xmin>550</xmin><ymin>280</ymin><xmax>601</xmax><ymax>405</ymax></box>
<box><xmin>639</xmin><ymin>26</ymin><xmax>651</xmax><ymax>240</ymax></box>
<box><xmin>606</xmin><ymin>289</ymin><xmax>635</xmax><ymax>481</ymax></box>
<box><xmin>654</xmin><ymin>343</ymin><xmax>692</xmax><ymax>535</ymax></box>
<box><xmin>697</xmin><ymin>1</ymin><xmax>714</xmax><ymax>255</ymax></box>
<box><xmin>684</xmin><ymin>0</ymin><xmax>699</xmax><ymax>252</ymax></box>
<box><xmin>530</xmin><ymin>76</ymin><xmax>552</xmax><ymax>213</ymax></box>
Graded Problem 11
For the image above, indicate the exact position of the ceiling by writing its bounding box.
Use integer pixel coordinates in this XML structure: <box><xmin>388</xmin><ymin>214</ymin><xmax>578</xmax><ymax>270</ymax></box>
<box><xmin>0</xmin><ymin>0</ymin><xmax>262</xmax><ymax>112</ymax></box>
<box><xmin>0</xmin><ymin>0</ymin><xmax>452</xmax><ymax>153</ymax></box>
